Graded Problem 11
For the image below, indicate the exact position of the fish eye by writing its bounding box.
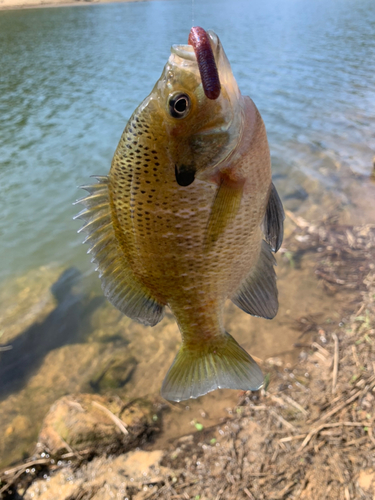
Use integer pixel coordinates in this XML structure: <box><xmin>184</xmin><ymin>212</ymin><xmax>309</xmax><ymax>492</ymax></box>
<box><xmin>168</xmin><ymin>93</ymin><xmax>191</xmax><ymax>119</ymax></box>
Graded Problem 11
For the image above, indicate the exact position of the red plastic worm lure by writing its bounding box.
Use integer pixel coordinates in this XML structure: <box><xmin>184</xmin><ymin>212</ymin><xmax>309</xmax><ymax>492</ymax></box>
<box><xmin>188</xmin><ymin>26</ymin><xmax>221</xmax><ymax>100</ymax></box>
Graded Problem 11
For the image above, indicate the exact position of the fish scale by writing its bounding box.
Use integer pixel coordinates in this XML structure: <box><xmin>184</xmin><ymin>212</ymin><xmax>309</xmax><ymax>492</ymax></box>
<box><xmin>76</xmin><ymin>27</ymin><xmax>284</xmax><ymax>402</ymax></box>
<box><xmin>111</xmin><ymin>112</ymin><xmax>264</xmax><ymax>302</ymax></box>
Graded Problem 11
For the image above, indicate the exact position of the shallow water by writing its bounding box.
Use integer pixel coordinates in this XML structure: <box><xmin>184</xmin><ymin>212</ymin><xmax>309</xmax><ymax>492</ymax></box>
<box><xmin>0</xmin><ymin>0</ymin><xmax>375</xmax><ymax>468</ymax></box>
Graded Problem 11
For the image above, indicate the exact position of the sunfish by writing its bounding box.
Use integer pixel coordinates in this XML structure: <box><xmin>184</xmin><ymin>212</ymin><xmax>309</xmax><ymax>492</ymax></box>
<box><xmin>75</xmin><ymin>27</ymin><xmax>284</xmax><ymax>402</ymax></box>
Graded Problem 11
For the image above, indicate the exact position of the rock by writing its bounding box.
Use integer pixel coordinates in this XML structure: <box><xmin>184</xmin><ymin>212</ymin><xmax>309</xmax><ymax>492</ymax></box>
<box><xmin>37</xmin><ymin>393</ymin><xmax>158</xmax><ymax>457</ymax></box>
<box><xmin>23</xmin><ymin>450</ymin><xmax>166</xmax><ymax>500</ymax></box>
<box><xmin>89</xmin><ymin>354</ymin><xmax>137</xmax><ymax>391</ymax></box>
<box><xmin>358</xmin><ymin>469</ymin><xmax>375</xmax><ymax>494</ymax></box>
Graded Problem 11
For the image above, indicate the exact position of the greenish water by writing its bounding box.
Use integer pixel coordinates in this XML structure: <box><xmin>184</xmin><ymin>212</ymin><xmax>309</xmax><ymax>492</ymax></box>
<box><xmin>0</xmin><ymin>0</ymin><xmax>375</xmax><ymax>468</ymax></box>
<box><xmin>0</xmin><ymin>0</ymin><xmax>375</xmax><ymax>284</ymax></box>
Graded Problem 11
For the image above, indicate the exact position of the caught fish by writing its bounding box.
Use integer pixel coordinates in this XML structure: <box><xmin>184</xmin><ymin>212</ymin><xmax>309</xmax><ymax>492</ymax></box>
<box><xmin>75</xmin><ymin>27</ymin><xmax>284</xmax><ymax>402</ymax></box>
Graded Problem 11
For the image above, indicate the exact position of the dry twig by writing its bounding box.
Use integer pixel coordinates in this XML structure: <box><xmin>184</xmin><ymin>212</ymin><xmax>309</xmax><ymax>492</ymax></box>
<box><xmin>298</xmin><ymin>422</ymin><xmax>366</xmax><ymax>452</ymax></box>
<box><xmin>332</xmin><ymin>333</ymin><xmax>339</xmax><ymax>394</ymax></box>
<box><xmin>92</xmin><ymin>401</ymin><xmax>129</xmax><ymax>435</ymax></box>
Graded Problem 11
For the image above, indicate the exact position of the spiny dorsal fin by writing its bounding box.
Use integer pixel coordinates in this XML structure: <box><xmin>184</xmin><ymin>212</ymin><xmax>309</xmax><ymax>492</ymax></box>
<box><xmin>264</xmin><ymin>182</ymin><xmax>284</xmax><ymax>252</ymax></box>
<box><xmin>74</xmin><ymin>176</ymin><xmax>164</xmax><ymax>327</ymax></box>
<box><xmin>161</xmin><ymin>331</ymin><xmax>263</xmax><ymax>402</ymax></box>
<box><xmin>205</xmin><ymin>177</ymin><xmax>243</xmax><ymax>252</ymax></box>
<box><xmin>231</xmin><ymin>240</ymin><xmax>278</xmax><ymax>319</ymax></box>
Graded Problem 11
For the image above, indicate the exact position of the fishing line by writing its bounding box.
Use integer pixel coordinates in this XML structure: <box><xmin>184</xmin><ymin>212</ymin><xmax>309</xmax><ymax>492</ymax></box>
<box><xmin>191</xmin><ymin>0</ymin><xmax>195</xmax><ymax>26</ymax></box>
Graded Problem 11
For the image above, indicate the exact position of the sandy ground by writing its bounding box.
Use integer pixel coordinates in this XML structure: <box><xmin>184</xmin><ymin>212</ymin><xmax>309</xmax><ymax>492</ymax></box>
<box><xmin>0</xmin><ymin>0</ymin><xmax>148</xmax><ymax>11</ymax></box>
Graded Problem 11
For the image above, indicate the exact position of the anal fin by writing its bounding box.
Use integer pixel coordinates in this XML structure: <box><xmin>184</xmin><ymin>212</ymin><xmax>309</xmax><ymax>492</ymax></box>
<box><xmin>231</xmin><ymin>240</ymin><xmax>278</xmax><ymax>319</ymax></box>
<box><xmin>161</xmin><ymin>331</ymin><xmax>263</xmax><ymax>402</ymax></box>
<box><xmin>75</xmin><ymin>176</ymin><xmax>165</xmax><ymax>327</ymax></box>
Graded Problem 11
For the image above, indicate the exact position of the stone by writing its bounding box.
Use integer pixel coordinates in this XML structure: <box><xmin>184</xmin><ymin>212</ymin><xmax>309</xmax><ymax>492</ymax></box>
<box><xmin>89</xmin><ymin>354</ymin><xmax>137</xmax><ymax>391</ymax></box>
<box><xmin>37</xmin><ymin>393</ymin><xmax>158</xmax><ymax>457</ymax></box>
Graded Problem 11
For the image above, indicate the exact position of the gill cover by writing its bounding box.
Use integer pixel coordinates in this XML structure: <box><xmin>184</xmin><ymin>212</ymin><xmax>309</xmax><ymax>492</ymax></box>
<box><xmin>153</xmin><ymin>28</ymin><xmax>244</xmax><ymax>183</ymax></box>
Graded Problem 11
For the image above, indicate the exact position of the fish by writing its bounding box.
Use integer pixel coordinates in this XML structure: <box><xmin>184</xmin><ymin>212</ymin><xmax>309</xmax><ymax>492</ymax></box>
<box><xmin>75</xmin><ymin>26</ymin><xmax>284</xmax><ymax>402</ymax></box>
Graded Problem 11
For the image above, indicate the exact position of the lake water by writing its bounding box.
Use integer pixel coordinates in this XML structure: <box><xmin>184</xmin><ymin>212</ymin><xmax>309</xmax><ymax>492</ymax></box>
<box><xmin>0</xmin><ymin>0</ymin><xmax>374</xmax><ymax>468</ymax></box>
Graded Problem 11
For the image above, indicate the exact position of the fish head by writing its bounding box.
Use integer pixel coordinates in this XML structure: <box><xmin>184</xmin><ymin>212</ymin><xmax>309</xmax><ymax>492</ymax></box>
<box><xmin>149</xmin><ymin>29</ymin><xmax>244</xmax><ymax>186</ymax></box>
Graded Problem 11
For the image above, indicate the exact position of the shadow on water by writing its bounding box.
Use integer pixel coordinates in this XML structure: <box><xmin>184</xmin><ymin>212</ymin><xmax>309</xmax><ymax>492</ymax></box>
<box><xmin>0</xmin><ymin>267</ymin><xmax>104</xmax><ymax>400</ymax></box>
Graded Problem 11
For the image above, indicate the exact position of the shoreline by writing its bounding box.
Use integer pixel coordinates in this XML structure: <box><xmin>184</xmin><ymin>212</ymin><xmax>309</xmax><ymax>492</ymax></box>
<box><xmin>1</xmin><ymin>218</ymin><xmax>374</xmax><ymax>498</ymax></box>
<box><xmin>0</xmin><ymin>0</ymin><xmax>150</xmax><ymax>12</ymax></box>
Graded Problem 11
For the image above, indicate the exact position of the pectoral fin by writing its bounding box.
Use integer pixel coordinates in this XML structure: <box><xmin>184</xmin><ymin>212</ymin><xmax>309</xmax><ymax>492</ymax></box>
<box><xmin>205</xmin><ymin>177</ymin><xmax>243</xmax><ymax>251</ymax></box>
<box><xmin>264</xmin><ymin>183</ymin><xmax>284</xmax><ymax>252</ymax></box>
<box><xmin>75</xmin><ymin>176</ymin><xmax>165</xmax><ymax>326</ymax></box>
<box><xmin>231</xmin><ymin>240</ymin><xmax>278</xmax><ymax>319</ymax></box>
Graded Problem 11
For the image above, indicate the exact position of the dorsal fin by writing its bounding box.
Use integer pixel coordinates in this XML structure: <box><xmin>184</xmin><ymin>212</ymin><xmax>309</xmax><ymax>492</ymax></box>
<box><xmin>231</xmin><ymin>240</ymin><xmax>278</xmax><ymax>319</ymax></box>
<box><xmin>74</xmin><ymin>176</ymin><xmax>165</xmax><ymax>327</ymax></box>
<box><xmin>264</xmin><ymin>183</ymin><xmax>284</xmax><ymax>252</ymax></box>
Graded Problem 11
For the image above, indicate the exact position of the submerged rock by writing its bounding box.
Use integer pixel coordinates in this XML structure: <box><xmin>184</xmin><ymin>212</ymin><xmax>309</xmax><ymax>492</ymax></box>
<box><xmin>37</xmin><ymin>393</ymin><xmax>159</xmax><ymax>457</ymax></box>
<box><xmin>89</xmin><ymin>354</ymin><xmax>137</xmax><ymax>391</ymax></box>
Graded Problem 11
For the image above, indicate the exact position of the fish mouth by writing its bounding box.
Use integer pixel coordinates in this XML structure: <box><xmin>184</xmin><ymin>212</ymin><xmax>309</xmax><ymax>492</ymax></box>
<box><xmin>171</xmin><ymin>28</ymin><xmax>220</xmax><ymax>60</ymax></box>
<box><xmin>172</xmin><ymin>28</ymin><xmax>221</xmax><ymax>100</ymax></box>
<box><xmin>170</xmin><ymin>29</ymin><xmax>237</xmax><ymax>102</ymax></box>
<box><xmin>171</xmin><ymin>44</ymin><xmax>196</xmax><ymax>61</ymax></box>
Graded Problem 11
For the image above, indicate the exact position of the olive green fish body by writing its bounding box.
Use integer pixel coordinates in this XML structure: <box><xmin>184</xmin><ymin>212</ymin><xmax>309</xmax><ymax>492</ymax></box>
<box><xmin>76</xmin><ymin>29</ymin><xmax>284</xmax><ymax>402</ymax></box>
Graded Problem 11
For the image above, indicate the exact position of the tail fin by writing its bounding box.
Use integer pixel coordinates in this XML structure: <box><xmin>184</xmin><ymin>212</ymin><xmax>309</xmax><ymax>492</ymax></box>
<box><xmin>161</xmin><ymin>332</ymin><xmax>263</xmax><ymax>402</ymax></box>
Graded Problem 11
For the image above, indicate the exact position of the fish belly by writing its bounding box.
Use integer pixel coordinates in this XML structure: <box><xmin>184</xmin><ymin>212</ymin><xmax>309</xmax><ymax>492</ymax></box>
<box><xmin>111</xmin><ymin>172</ymin><xmax>263</xmax><ymax>309</ymax></box>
